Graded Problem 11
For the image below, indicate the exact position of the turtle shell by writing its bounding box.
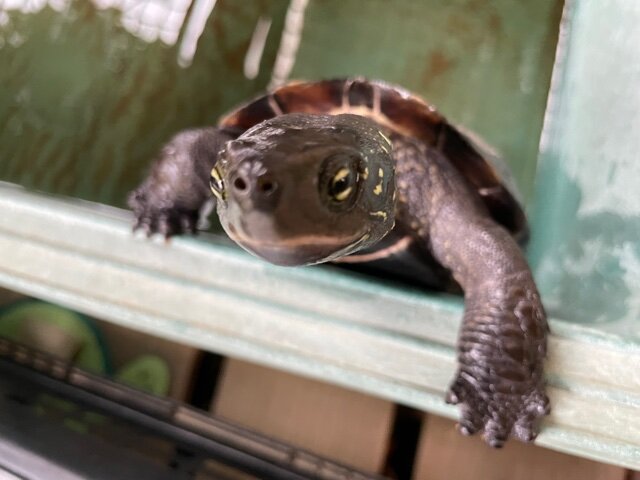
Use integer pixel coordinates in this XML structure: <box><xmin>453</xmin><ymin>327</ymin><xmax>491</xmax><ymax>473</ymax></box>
<box><xmin>219</xmin><ymin>78</ymin><xmax>527</xmax><ymax>240</ymax></box>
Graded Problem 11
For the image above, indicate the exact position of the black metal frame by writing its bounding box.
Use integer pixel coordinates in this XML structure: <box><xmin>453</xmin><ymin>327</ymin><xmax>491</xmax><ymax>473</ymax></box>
<box><xmin>0</xmin><ymin>338</ymin><xmax>385</xmax><ymax>480</ymax></box>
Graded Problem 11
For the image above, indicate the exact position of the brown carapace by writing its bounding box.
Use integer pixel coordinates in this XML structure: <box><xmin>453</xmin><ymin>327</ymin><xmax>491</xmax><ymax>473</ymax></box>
<box><xmin>221</xmin><ymin>79</ymin><xmax>528</xmax><ymax>240</ymax></box>
<box><xmin>129</xmin><ymin>78</ymin><xmax>549</xmax><ymax>447</ymax></box>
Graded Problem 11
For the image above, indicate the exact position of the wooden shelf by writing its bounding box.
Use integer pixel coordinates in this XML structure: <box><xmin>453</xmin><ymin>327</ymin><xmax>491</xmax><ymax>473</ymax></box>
<box><xmin>1</xmin><ymin>183</ymin><xmax>639</xmax><ymax>469</ymax></box>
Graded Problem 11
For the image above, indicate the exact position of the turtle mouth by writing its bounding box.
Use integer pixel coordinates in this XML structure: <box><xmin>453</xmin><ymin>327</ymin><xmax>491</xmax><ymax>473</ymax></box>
<box><xmin>224</xmin><ymin>223</ymin><xmax>369</xmax><ymax>266</ymax></box>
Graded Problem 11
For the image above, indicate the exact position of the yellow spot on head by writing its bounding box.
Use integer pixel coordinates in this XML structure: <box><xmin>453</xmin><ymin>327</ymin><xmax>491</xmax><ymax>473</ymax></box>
<box><xmin>378</xmin><ymin>168</ymin><xmax>384</xmax><ymax>178</ymax></box>
<box><xmin>373</xmin><ymin>182</ymin><xmax>383</xmax><ymax>195</ymax></box>
<box><xmin>362</xmin><ymin>167</ymin><xmax>369</xmax><ymax>180</ymax></box>
<box><xmin>370</xmin><ymin>211</ymin><xmax>387</xmax><ymax>220</ymax></box>
<box><xmin>379</xmin><ymin>131</ymin><xmax>392</xmax><ymax>147</ymax></box>
<box><xmin>210</xmin><ymin>166</ymin><xmax>225</xmax><ymax>201</ymax></box>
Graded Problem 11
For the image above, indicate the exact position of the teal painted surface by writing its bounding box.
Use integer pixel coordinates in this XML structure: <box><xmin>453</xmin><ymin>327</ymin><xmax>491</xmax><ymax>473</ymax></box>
<box><xmin>1</xmin><ymin>185</ymin><xmax>640</xmax><ymax>468</ymax></box>
<box><xmin>530</xmin><ymin>0</ymin><xmax>640</xmax><ymax>335</ymax></box>
<box><xmin>0</xmin><ymin>0</ymin><xmax>288</xmax><ymax>206</ymax></box>
<box><xmin>0</xmin><ymin>0</ymin><xmax>561</xmax><ymax>205</ymax></box>
<box><xmin>292</xmin><ymin>0</ymin><xmax>563</xmax><ymax>201</ymax></box>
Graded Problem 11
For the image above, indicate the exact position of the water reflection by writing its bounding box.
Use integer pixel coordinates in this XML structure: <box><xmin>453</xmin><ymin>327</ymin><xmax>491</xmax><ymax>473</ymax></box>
<box><xmin>177</xmin><ymin>0</ymin><xmax>215</xmax><ymax>67</ymax></box>
<box><xmin>532</xmin><ymin>166</ymin><xmax>640</xmax><ymax>334</ymax></box>
<box><xmin>0</xmin><ymin>0</ymin><xmax>70</xmax><ymax>14</ymax></box>
<box><xmin>1</xmin><ymin>0</ymin><xmax>306</xmax><ymax>83</ymax></box>
<box><xmin>0</xmin><ymin>0</ymin><xmax>284</xmax><ymax>207</ymax></box>
<box><xmin>1</xmin><ymin>0</ymin><xmax>193</xmax><ymax>45</ymax></box>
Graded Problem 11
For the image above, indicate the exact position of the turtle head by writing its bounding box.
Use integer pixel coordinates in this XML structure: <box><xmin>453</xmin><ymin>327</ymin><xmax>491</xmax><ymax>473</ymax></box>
<box><xmin>210</xmin><ymin>113</ymin><xmax>396</xmax><ymax>266</ymax></box>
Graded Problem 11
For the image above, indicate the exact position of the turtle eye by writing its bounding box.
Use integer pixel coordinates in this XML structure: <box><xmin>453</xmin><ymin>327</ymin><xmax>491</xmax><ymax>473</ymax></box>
<box><xmin>210</xmin><ymin>166</ymin><xmax>225</xmax><ymax>201</ymax></box>
<box><xmin>329</xmin><ymin>167</ymin><xmax>356</xmax><ymax>202</ymax></box>
<box><xmin>320</xmin><ymin>153</ymin><xmax>362</xmax><ymax>210</ymax></box>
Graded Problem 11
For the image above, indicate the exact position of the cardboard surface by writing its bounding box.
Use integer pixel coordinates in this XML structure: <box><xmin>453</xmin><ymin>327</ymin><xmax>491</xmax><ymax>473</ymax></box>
<box><xmin>96</xmin><ymin>320</ymin><xmax>200</xmax><ymax>401</ymax></box>
<box><xmin>213</xmin><ymin>359</ymin><xmax>394</xmax><ymax>473</ymax></box>
<box><xmin>413</xmin><ymin>415</ymin><xmax>626</xmax><ymax>480</ymax></box>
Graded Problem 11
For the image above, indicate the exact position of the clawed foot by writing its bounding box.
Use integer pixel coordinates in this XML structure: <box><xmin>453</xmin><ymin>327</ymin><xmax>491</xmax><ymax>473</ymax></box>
<box><xmin>446</xmin><ymin>373</ymin><xmax>550</xmax><ymax>447</ymax></box>
<box><xmin>128</xmin><ymin>188</ymin><xmax>200</xmax><ymax>237</ymax></box>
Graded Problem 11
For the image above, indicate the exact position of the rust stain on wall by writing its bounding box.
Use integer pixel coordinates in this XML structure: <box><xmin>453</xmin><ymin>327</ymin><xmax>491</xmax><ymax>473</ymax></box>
<box><xmin>421</xmin><ymin>51</ymin><xmax>454</xmax><ymax>88</ymax></box>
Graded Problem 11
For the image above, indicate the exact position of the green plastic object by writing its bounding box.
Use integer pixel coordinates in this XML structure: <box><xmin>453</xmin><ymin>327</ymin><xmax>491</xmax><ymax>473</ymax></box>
<box><xmin>115</xmin><ymin>354</ymin><xmax>171</xmax><ymax>396</ymax></box>
<box><xmin>0</xmin><ymin>300</ymin><xmax>111</xmax><ymax>374</ymax></box>
<box><xmin>0</xmin><ymin>300</ymin><xmax>171</xmax><ymax>394</ymax></box>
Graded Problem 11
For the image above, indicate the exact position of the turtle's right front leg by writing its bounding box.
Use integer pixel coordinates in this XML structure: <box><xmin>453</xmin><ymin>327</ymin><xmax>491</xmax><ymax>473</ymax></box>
<box><xmin>128</xmin><ymin>127</ymin><xmax>237</xmax><ymax>237</ymax></box>
<box><xmin>394</xmin><ymin>138</ymin><xmax>549</xmax><ymax>447</ymax></box>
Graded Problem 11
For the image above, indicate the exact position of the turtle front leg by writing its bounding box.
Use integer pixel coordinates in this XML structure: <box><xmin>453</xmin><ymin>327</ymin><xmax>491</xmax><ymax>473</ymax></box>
<box><xmin>444</xmin><ymin>265</ymin><xmax>549</xmax><ymax>447</ymax></box>
<box><xmin>395</xmin><ymin>140</ymin><xmax>549</xmax><ymax>447</ymax></box>
<box><xmin>128</xmin><ymin>127</ymin><xmax>237</xmax><ymax>237</ymax></box>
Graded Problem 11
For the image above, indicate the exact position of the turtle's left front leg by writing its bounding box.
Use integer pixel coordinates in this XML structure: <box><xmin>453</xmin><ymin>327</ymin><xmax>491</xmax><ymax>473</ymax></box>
<box><xmin>128</xmin><ymin>127</ymin><xmax>237</xmax><ymax>236</ymax></box>
<box><xmin>395</xmin><ymin>140</ymin><xmax>549</xmax><ymax>447</ymax></box>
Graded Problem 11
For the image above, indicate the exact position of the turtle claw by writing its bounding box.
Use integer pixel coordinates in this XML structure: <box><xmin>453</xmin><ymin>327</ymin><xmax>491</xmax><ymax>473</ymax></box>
<box><xmin>511</xmin><ymin>391</ymin><xmax>550</xmax><ymax>443</ymax></box>
<box><xmin>132</xmin><ymin>214</ymin><xmax>155</xmax><ymax>238</ymax></box>
<box><xmin>128</xmin><ymin>189</ymin><xmax>200</xmax><ymax>238</ymax></box>
<box><xmin>512</xmin><ymin>417</ymin><xmax>537</xmax><ymax>443</ymax></box>
<box><xmin>446</xmin><ymin>372</ymin><xmax>549</xmax><ymax>448</ymax></box>
<box><xmin>445</xmin><ymin>388</ymin><xmax>459</xmax><ymax>405</ymax></box>
<box><xmin>458</xmin><ymin>405</ymin><xmax>483</xmax><ymax>436</ymax></box>
<box><xmin>483</xmin><ymin>419</ymin><xmax>509</xmax><ymax>448</ymax></box>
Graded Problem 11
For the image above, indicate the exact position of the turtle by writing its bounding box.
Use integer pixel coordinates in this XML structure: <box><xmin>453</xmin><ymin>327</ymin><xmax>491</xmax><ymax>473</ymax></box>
<box><xmin>128</xmin><ymin>78</ymin><xmax>549</xmax><ymax>447</ymax></box>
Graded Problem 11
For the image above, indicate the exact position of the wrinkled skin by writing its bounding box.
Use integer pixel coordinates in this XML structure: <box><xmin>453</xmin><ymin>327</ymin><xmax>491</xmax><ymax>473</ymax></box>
<box><xmin>392</xmin><ymin>137</ymin><xmax>549</xmax><ymax>446</ymax></box>
<box><xmin>129</xmin><ymin>115</ymin><xmax>549</xmax><ymax>448</ymax></box>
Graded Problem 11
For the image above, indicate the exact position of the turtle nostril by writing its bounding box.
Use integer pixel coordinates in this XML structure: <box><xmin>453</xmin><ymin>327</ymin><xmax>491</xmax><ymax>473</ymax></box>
<box><xmin>233</xmin><ymin>177</ymin><xmax>247</xmax><ymax>191</ymax></box>
<box><xmin>258</xmin><ymin>178</ymin><xmax>277</xmax><ymax>195</ymax></box>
